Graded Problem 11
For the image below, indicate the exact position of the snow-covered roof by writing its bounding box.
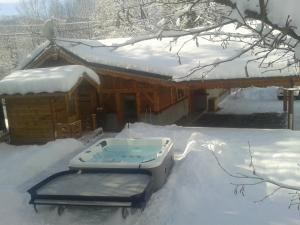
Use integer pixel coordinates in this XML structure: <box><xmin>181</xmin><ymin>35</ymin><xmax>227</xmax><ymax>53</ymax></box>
<box><xmin>17</xmin><ymin>41</ymin><xmax>51</xmax><ymax>70</ymax></box>
<box><xmin>0</xmin><ymin>65</ymin><xmax>100</xmax><ymax>95</ymax></box>
<box><xmin>18</xmin><ymin>25</ymin><xmax>299</xmax><ymax>82</ymax></box>
<box><xmin>54</xmin><ymin>33</ymin><xmax>298</xmax><ymax>82</ymax></box>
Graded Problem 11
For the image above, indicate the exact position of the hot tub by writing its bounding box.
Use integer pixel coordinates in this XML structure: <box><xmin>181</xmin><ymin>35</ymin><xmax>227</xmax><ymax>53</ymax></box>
<box><xmin>69</xmin><ymin>138</ymin><xmax>174</xmax><ymax>190</ymax></box>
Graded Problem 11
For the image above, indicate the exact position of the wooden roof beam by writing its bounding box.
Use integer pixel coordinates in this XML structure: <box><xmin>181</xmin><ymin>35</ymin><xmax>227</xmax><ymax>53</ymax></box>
<box><xmin>183</xmin><ymin>76</ymin><xmax>300</xmax><ymax>89</ymax></box>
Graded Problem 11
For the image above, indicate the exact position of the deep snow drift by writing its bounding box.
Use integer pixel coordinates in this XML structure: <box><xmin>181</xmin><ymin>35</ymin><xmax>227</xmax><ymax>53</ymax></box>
<box><xmin>0</xmin><ymin>123</ymin><xmax>300</xmax><ymax>225</ymax></box>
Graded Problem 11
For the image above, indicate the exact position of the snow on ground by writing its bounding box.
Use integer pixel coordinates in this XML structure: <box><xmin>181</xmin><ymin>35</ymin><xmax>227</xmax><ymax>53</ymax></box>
<box><xmin>1</xmin><ymin>123</ymin><xmax>300</xmax><ymax>225</ymax></box>
<box><xmin>218</xmin><ymin>87</ymin><xmax>282</xmax><ymax>114</ymax></box>
<box><xmin>218</xmin><ymin>87</ymin><xmax>300</xmax><ymax>130</ymax></box>
<box><xmin>118</xmin><ymin>124</ymin><xmax>300</xmax><ymax>225</ymax></box>
<box><xmin>0</xmin><ymin>138</ymin><xmax>84</xmax><ymax>225</ymax></box>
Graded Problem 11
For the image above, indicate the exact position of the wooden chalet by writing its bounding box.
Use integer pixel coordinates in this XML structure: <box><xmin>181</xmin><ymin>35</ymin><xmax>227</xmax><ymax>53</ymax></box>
<box><xmin>0</xmin><ymin>65</ymin><xmax>100</xmax><ymax>144</ymax></box>
<box><xmin>16</xmin><ymin>39</ymin><xmax>300</xmax><ymax>129</ymax></box>
<box><xmin>2</xmin><ymin>34</ymin><xmax>300</xmax><ymax>144</ymax></box>
<box><xmin>17</xmin><ymin>42</ymin><xmax>200</xmax><ymax>132</ymax></box>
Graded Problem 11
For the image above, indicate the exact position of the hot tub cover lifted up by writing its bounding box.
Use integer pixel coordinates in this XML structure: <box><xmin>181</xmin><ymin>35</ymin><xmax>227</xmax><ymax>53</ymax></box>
<box><xmin>27</xmin><ymin>169</ymin><xmax>153</xmax><ymax>209</ymax></box>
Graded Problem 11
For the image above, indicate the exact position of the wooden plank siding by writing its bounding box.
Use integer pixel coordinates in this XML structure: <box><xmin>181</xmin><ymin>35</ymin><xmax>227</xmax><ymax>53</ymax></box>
<box><xmin>184</xmin><ymin>76</ymin><xmax>300</xmax><ymax>89</ymax></box>
<box><xmin>4</xmin><ymin>80</ymin><xmax>100</xmax><ymax>144</ymax></box>
<box><xmin>98</xmin><ymin>75</ymin><xmax>188</xmax><ymax>127</ymax></box>
<box><xmin>6</xmin><ymin>97</ymin><xmax>55</xmax><ymax>144</ymax></box>
<box><xmin>76</xmin><ymin>80</ymin><xmax>98</xmax><ymax>130</ymax></box>
<box><xmin>27</xmin><ymin>53</ymin><xmax>189</xmax><ymax>129</ymax></box>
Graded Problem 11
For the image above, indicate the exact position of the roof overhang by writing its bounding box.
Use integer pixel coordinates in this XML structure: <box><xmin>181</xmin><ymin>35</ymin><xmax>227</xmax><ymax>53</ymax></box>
<box><xmin>183</xmin><ymin>75</ymin><xmax>300</xmax><ymax>89</ymax></box>
<box><xmin>19</xmin><ymin>42</ymin><xmax>300</xmax><ymax>90</ymax></box>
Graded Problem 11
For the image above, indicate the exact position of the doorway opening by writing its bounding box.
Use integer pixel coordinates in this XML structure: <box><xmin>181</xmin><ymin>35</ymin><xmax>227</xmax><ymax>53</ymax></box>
<box><xmin>123</xmin><ymin>94</ymin><xmax>138</xmax><ymax>123</ymax></box>
<box><xmin>192</xmin><ymin>90</ymin><xmax>208</xmax><ymax>113</ymax></box>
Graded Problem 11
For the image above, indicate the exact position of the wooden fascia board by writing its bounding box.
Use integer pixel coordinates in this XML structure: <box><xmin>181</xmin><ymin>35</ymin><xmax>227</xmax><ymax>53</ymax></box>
<box><xmin>101</xmin><ymin>88</ymin><xmax>155</xmax><ymax>93</ymax></box>
<box><xmin>83</xmin><ymin>74</ymin><xmax>101</xmax><ymax>93</ymax></box>
<box><xmin>69</xmin><ymin>74</ymin><xmax>100</xmax><ymax>96</ymax></box>
<box><xmin>182</xmin><ymin>76</ymin><xmax>300</xmax><ymax>89</ymax></box>
<box><xmin>20</xmin><ymin>43</ymin><xmax>51</xmax><ymax>70</ymax></box>
<box><xmin>68</xmin><ymin>77</ymin><xmax>83</xmax><ymax>96</ymax></box>
<box><xmin>23</xmin><ymin>46</ymin><xmax>56</xmax><ymax>69</ymax></box>
<box><xmin>0</xmin><ymin>92</ymin><xmax>66</xmax><ymax>98</ymax></box>
<box><xmin>96</xmin><ymin>68</ymin><xmax>178</xmax><ymax>88</ymax></box>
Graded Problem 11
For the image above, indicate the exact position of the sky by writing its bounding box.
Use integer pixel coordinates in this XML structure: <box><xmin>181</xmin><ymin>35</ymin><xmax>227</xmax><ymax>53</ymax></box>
<box><xmin>0</xmin><ymin>0</ymin><xmax>19</xmax><ymax>16</ymax></box>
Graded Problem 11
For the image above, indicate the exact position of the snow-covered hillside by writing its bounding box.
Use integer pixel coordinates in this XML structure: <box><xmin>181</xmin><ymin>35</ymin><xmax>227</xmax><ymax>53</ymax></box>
<box><xmin>0</xmin><ymin>123</ymin><xmax>300</xmax><ymax>225</ymax></box>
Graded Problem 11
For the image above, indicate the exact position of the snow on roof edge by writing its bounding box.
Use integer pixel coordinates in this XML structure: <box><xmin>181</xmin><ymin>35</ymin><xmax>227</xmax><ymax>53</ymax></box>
<box><xmin>0</xmin><ymin>65</ymin><xmax>100</xmax><ymax>96</ymax></box>
<box><xmin>16</xmin><ymin>41</ymin><xmax>51</xmax><ymax>70</ymax></box>
<box><xmin>57</xmin><ymin>43</ymin><xmax>173</xmax><ymax>80</ymax></box>
<box><xmin>55</xmin><ymin>36</ymin><xmax>299</xmax><ymax>82</ymax></box>
<box><xmin>19</xmin><ymin>33</ymin><xmax>300</xmax><ymax>83</ymax></box>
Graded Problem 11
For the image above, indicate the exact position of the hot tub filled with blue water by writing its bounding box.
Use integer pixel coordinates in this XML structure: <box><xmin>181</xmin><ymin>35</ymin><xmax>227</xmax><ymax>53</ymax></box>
<box><xmin>89</xmin><ymin>142</ymin><xmax>161</xmax><ymax>163</ymax></box>
<box><xmin>69</xmin><ymin>138</ymin><xmax>173</xmax><ymax>169</ymax></box>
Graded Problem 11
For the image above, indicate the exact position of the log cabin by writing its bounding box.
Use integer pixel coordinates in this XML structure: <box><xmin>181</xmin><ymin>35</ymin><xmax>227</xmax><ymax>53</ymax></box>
<box><xmin>14</xmin><ymin>38</ymin><xmax>232</xmax><ymax>132</ymax></box>
<box><xmin>0</xmin><ymin>65</ymin><xmax>100</xmax><ymax>144</ymax></box>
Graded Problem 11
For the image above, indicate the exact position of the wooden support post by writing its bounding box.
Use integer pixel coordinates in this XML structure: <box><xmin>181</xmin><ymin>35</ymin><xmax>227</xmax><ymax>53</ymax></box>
<box><xmin>283</xmin><ymin>90</ymin><xmax>288</xmax><ymax>112</ymax></box>
<box><xmin>170</xmin><ymin>87</ymin><xmax>174</xmax><ymax>104</ymax></box>
<box><xmin>50</xmin><ymin>98</ymin><xmax>56</xmax><ymax>139</ymax></box>
<box><xmin>115</xmin><ymin>93</ymin><xmax>123</xmax><ymax>126</ymax></box>
<box><xmin>187</xmin><ymin>90</ymin><xmax>192</xmax><ymax>114</ymax></box>
<box><xmin>154</xmin><ymin>88</ymin><xmax>160</xmax><ymax>112</ymax></box>
<box><xmin>288</xmin><ymin>90</ymin><xmax>294</xmax><ymax>130</ymax></box>
<box><xmin>0</xmin><ymin>100</ymin><xmax>6</xmax><ymax>132</ymax></box>
<box><xmin>136</xmin><ymin>92</ymin><xmax>141</xmax><ymax>120</ymax></box>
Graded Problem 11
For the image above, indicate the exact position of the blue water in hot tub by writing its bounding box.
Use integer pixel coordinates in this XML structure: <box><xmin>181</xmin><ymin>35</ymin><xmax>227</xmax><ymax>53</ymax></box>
<box><xmin>88</xmin><ymin>143</ymin><xmax>161</xmax><ymax>163</ymax></box>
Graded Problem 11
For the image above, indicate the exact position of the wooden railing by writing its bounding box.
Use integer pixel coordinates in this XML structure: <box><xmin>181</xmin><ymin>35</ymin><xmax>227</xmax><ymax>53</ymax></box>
<box><xmin>81</xmin><ymin>114</ymin><xmax>97</xmax><ymax>131</ymax></box>
<box><xmin>55</xmin><ymin>120</ymin><xmax>82</xmax><ymax>139</ymax></box>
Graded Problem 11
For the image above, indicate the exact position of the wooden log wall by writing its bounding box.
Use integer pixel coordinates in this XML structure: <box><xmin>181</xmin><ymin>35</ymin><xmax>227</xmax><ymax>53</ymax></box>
<box><xmin>99</xmin><ymin>75</ymin><xmax>188</xmax><ymax>126</ymax></box>
<box><xmin>52</xmin><ymin>96</ymin><xmax>69</xmax><ymax>123</ymax></box>
<box><xmin>5</xmin><ymin>92</ymin><xmax>85</xmax><ymax>144</ymax></box>
<box><xmin>30</xmin><ymin>54</ymin><xmax>189</xmax><ymax>127</ymax></box>
<box><xmin>6</xmin><ymin>97</ymin><xmax>56</xmax><ymax>144</ymax></box>
<box><xmin>76</xmin><ymin>80</ymin><xmax>98</xmax><ymax>130</ymax></box>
